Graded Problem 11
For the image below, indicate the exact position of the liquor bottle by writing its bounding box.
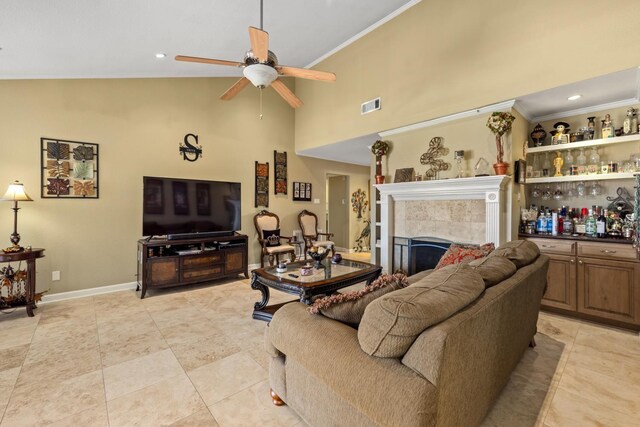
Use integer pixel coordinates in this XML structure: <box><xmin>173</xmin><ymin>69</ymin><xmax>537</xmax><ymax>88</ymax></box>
<box><xmin>602</xmin><ymin>114</ymin><xmax>615</xmax><ymax>138</ymax></box>
<box><xmin>597</xmin><ymin>208</ymin><xmax>607</xmax><ymax>238</ymax></box>
<box><xmin>624</xmin><ymin>108</ymin><xmax>633</xmax><ymax>135</ymax></box>
<box><xmin>585</xmin><ymin>209</ymin><xmax>597</xmax><ymax>237</ymax></box>
<box><xmin>562</xmin><ymin>211</ymin><xmax>574</xmax><ymax>235</ymax></box>
<box><xmin>552</xmin><ymin>211</ymin><xmax>558</xmax><ymax>236</ymax></box>
<box><xmin>546</xmin><ymin>210</ymin><xmax>553</xmax><ymax>235</ymax></box>
<box><xmin>537</xmin><ymin>210</ymin><xmax>547</xmax><ymax>234</ymax></box>
<box><xmin>575</xmin><ymin>210</ymin><xmax>586</xmax><ymax>235</ymax></box>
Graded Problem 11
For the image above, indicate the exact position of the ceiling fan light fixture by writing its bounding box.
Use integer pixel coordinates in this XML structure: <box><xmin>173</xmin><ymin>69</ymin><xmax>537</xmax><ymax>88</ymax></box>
<box><xmin>243</xmin><ymin>64</ymin><xmax>278</xmax><ymax>88</ymax></box>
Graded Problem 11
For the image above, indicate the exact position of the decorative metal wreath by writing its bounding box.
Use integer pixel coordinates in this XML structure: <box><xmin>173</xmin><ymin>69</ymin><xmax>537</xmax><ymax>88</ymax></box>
<box><xmin>420</xmin><ymin>137</ymin><xmax>450</xmax><ymax>179</ymax></box>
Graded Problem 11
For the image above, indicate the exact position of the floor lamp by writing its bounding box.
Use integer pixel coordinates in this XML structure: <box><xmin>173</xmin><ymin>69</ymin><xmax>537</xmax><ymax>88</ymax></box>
<box><xmin>2</xmin><ymin>181</ymin><xmax>33</xmax><ymax>253</ymax></box>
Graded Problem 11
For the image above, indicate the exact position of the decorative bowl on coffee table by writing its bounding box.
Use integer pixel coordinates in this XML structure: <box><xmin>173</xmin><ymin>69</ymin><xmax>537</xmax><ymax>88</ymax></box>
<box><xmin>307</xmin><ymin>246</ymin><xmax>329</xmax><ymax>268</ymax></box>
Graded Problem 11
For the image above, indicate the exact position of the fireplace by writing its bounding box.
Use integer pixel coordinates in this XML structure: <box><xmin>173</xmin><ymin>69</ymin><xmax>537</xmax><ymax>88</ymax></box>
<box><xmin>393</xmin><ymin>236</ymin><xmax>452</xmax><ymax>275</ymax></box>
<box><xmin>376</xmin><ymin>175</ymin><xmax>511</xmax><ymax>273</ymax></box>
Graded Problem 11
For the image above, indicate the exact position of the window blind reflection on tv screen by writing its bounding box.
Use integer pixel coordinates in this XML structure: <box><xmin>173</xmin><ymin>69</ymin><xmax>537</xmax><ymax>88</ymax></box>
<box><xmin>142</xmin><ymin>176</ymin><xmax>241</xmax><ymax>237</ymax></box>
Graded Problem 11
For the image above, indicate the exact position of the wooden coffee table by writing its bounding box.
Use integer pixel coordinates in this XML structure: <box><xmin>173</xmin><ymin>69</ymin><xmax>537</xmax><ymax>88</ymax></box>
<box><xmin>251</xmin><ymin>259</ymin><xmax>382</xmax><ymax>321</ymax></box>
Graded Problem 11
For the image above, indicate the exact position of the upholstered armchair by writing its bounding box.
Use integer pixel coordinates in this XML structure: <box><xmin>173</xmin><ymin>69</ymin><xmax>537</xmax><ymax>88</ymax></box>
<box><xmin>298</xmin><ymin>209</ymin><xmax>335</xmax><ymax>258</ymax></box>
<box><xmin>254</xmin><ymin>210</ymin><xmax>296</xmax><ymax>268</ymax></box>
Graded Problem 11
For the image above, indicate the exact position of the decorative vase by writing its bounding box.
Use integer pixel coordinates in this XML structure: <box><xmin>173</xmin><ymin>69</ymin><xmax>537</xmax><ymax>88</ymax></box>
<box><xmin>493</xmin><ymin>162</ymin><xmax>509</xmax><ymax>175</ymax></box>
<box><xmin>375</xmin><ymin>154</ymin><xmax>385</xmax><ymax>184</ymax></box>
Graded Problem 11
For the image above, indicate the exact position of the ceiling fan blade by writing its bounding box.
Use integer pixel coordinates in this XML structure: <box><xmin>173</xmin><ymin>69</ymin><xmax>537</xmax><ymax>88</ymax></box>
<box><xmin>276</xmin><ymin>66</ymin><xmax>336</xmax><ymax>82</ymax></box>
<box><xmin>248</xmin><ymin>26</ymin><xmax>269</xmax><ymax>62</ymax></box>
<box><xmin>220</xmin><ymin>77</ymin><xmax>251</xmax><ymax>101</ymax></box>
<box><xmin>175</xmin><ymin>55</ymin><xmax>244</xmax><ymax>68</ymax></box>
<box><xmin>271</xmin><ymin>79</ymin><xmax>303</xmax><ymax>108</ymax></box>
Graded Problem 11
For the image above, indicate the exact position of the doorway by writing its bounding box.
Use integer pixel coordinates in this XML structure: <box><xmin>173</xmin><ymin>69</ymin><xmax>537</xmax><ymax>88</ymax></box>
<box><xmin>326</xmin><ymin>174</ymin><xmax>349</xmax><ymax>250</ymax></box>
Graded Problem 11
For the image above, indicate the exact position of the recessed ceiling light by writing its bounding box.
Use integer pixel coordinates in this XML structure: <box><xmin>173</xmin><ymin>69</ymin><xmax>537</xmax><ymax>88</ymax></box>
<box><xmin>567</xmin><ymin>94</ymin><xmax>581</xmax><ymax>101</ymax></box>
<box><xmin>155</xmin><ymin>53</ymin><xmax>166</xmax><ymax>59</ymax></box>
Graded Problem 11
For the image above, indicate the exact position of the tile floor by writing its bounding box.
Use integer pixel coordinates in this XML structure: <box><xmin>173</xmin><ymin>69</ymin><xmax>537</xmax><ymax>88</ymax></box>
<box><xmin>0</xmin><ymin>274</ymin><xmax>638</xmax><ymax>426</ymax></box>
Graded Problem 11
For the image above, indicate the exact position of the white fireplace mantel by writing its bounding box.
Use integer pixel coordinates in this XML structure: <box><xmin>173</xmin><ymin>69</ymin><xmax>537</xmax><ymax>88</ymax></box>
<box><xmin>375</xmin><ymin>175</ymin><xmax>511</xmax><ymax>272</ymax></box>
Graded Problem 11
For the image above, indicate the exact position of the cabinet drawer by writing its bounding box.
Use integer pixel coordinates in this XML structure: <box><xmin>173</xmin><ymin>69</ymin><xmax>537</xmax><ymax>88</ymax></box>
<box><xmin>181</xmin><ymin>253</ymin><xmax>223</xmax><ymax>269</ymax></box>
<box><xmin>527</xmin><ymin>238</ymin><xmax>575</xmax><ymax>255</ymax></box>
<box><xmin>181</xmin><ymin>266</ymin><xmax>223</xmax><ymax>281</ymax></box>
<box><xmin>578</xmin><ymin>242</ymin><xmax>637</xmax><ymax>261</ymax></box>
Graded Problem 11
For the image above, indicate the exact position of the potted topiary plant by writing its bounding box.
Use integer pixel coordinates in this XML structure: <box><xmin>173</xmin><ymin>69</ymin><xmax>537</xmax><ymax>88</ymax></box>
<box><xmin>371</xmin><ymin>140</ymin><xmax>391</xmax><ymax>184</ymax></box>
<box><xmin>486</xmin><ymin>112</ymin><xmax>516</xmax><ymax>175</ymax></box>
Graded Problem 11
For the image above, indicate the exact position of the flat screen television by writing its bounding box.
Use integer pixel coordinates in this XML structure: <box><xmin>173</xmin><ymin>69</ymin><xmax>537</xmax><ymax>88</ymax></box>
<box><xmin>142</xmin><ymin>176</ymin><xmax>241</xmax><ymax>239</ymax></box>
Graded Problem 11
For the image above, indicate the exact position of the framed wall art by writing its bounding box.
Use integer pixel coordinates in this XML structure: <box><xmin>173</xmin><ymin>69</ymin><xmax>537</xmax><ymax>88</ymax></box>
<box><xmin>274</xmin><ymin>150</ymin><xmax>287</xmax><ymax>195</ymax></box>
<box><xmin>293</xmin><ymin>182</ymin><xmax>312</xmax><ymax>202</ymax></box>
<box><xmin>255</xmin><ymin>161</ymin><xmax>269</xmax><ymax>207</ymax></box>
<box><xmin>41</xmin><ymin>137</ymin><xmax>99</xmax><ymax>198</ymax></box>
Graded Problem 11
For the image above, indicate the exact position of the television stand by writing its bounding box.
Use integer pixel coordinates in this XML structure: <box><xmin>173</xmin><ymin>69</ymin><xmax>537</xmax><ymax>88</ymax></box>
<box><xmin>136</xmin><ymin>233</ymin><xmax>248</xmax><ymax>298</ymax></box>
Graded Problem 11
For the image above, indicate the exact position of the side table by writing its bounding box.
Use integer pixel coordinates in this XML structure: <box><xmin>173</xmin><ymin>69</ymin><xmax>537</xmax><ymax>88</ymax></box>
<box><xmin>0</xmin><ymin>248</ymin><xmax>45</xmax><ymax>317</ymax></box>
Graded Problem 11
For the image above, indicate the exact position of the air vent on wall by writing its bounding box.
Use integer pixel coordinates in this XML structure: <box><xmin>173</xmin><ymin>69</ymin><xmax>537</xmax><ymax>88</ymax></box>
<box><xmin>361</xmin><ymin>97</ymin><xmax>381</xmax><ymax>115</ymax></box>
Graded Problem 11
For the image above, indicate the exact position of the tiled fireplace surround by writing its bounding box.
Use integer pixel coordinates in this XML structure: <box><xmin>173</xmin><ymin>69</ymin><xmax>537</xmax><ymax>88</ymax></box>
<box><xmin>376</xmin><ymin>175</ymin><xmax>511</xmax><ymax>272</ymax></box>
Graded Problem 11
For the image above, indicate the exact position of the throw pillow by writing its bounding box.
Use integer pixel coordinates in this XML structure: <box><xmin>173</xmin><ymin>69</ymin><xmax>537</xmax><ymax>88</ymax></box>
<box><xmin>488</xmin><ymin>240</ymin><xmax>540</xmax><ymax>268</ymax></box>
<box><xmin>434</xmin><ymin>242</ymin><xmax>495</xmax><ymax>270</ymax></box>
<box><xmin>262</xmin><ymin>229</ymin><xmax>281</xmax><ymax>247</ymax></box>
<box><xmin>309</xmin><ymin>273</ymin><xmax>409</xmax><ymax>326</ymax></box>
<box><xmin>468</xmin><ymin>256</ymin><xmax>517</xmax><ymax>288</ymax></box>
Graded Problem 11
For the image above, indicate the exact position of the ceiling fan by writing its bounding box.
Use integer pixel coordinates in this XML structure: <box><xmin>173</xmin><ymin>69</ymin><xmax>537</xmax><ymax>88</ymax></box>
<box><xmin>175</xmin><ymin>0</ymin><xmax>336</xmax><ymax>109</ymax></box>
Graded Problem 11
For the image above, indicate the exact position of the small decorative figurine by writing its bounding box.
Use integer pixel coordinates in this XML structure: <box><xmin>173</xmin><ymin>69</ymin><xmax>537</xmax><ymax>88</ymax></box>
<box><xmin>551</xmin><ymin>122</ymin><xmax>570</xmax><ymax>144</ymax></box>
<box><xmin>553</xmin><ymin>152</ymin><xmax>564</xmax><ymax>177</ymax></box>
<box><xmin>530</xmin><ymin>123</ymin><xmax>547</xmax><ymax>147</ymax></box>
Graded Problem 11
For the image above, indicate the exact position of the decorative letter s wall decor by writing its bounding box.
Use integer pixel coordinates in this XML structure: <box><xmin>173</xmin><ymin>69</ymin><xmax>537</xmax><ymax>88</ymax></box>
<box><xmin>179</xmin><ymin>133</ymin><xmax>202</xmax><ymax>162</ymax></box>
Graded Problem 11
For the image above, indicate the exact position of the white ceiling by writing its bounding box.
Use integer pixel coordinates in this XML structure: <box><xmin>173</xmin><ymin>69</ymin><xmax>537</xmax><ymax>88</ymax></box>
<box><xmin>0</xmin><ymin>0</ymin><xmax>417</xmax><ymax>79</ymax></box>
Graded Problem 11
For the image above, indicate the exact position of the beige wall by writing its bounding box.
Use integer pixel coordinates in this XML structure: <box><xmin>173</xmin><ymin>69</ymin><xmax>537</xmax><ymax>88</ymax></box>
<box><xmin>0</xmin><ymin>78</ymin><xmax>368</xmax><ymax>295</ymax></box>
<box><xmin>294</xmin><ymin>0</ymin><xmax>640</xmax><ymax>151</ymax></box>
<box><xmin>327</xmin><ymin>175</ymin><xmax>348</xmax><ymax>248</ymax></box>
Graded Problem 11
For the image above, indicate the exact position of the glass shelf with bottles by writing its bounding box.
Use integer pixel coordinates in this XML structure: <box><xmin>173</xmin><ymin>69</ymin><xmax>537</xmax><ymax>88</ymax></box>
<box><xmin>525</xmin><ymin>147</ymin><xmax>639</xmax><ymax>184</ymax></box>
<box><xmin>526</xmin><ymin>133</ymin><xmax>640</xmax><ymax>154</ymax></box>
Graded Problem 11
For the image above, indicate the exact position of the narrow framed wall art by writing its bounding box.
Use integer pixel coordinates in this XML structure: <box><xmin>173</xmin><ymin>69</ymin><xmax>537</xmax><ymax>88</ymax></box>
<box><xmin>255</xmin><ymin>161</ymin><xmax>269</xmax><ymax>207</ymax></box>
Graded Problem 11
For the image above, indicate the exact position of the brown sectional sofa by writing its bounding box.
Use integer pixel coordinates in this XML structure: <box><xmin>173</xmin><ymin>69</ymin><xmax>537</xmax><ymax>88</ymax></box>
<box><xmin>265</xmin><ymin>241</ymin><xmax>549</xmax><ymax>426</ymax></box>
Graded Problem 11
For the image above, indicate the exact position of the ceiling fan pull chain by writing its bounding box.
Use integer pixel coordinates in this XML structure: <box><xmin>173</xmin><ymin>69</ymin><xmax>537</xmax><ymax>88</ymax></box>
<box><xmin>259</xmin><ymin>87</ymin><xmax>263</xmax><ymax>120</ymax></box>
<box><xmin>260</xmin><ymin>0</ymin><xmax>263</xmax><ymax>30</ymax></box>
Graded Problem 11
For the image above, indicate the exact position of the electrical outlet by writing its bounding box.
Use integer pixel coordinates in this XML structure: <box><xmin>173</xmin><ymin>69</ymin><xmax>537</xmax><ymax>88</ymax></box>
<box><xmin>313</xmin><ymin>198</ymin><xmax>320</xmax><ymax>204</ymax></box>
<box><xmin>52</xmin><ymin>271</ymin><xmax>61</xmax><ymax>281</ymax></box>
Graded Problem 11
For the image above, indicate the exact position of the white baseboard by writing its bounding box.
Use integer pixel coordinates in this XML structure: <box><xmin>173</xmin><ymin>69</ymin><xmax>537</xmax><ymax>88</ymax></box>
<box><xmin>40</xmin><ymin>282</ymin><xmax>138</xmax><ymax>304</ymax></box>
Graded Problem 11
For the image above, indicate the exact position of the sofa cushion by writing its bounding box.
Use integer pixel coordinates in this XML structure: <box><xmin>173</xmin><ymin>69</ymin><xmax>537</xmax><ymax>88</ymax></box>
<box><xmin>309</xmin><ymin>273</ymin><xmax>408</xmax><ymax>326</ymax></box>
<box><xmin>468</xmin><ymin>256</ymin><xmax>517</xmax><ymax>288</ymax></box>
<box><xmin>358</xmin><ymin>263</ymin><xmax>485</xmax><ymax>358</ymax></box>
<box><xmin>434</xmin><ymin>243</ymin><xmax>495</xmax><ymax>270</ymax></box>
<box><xmin>407</xmin><ymin>269</ymin><xmax>433</xmax><ymax>285</ymax></box>
<box><xmin>488</xmin><ymin>240</ymin><xmax>539</xmax><ymax>268</ymax></box>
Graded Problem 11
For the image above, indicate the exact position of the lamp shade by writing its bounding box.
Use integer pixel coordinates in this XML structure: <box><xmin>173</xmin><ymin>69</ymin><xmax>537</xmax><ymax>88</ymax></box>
<box><xmin>2</xmin><ymin>181</ymin><xmax>33</xmax><ymax>202</ymax></box>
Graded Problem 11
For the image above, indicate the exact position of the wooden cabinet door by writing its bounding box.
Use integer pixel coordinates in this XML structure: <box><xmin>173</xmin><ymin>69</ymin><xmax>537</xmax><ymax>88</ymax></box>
<box><xmin>224</xmin><ymin>249</ymin><xmax>245</xmax><ymax>275</ymax></box>
<box><xmin>542</xmin><ymin>254</ymin><xmax>577</xmax><ymax>311</ymax></box>
<box><xmin>577</xmin><ymin>257</ymin><xmax>640</xmax><ymax>325</ymax></box>
<box><xmin>147</xmin><ymin>257</ymin><xmax>179</xmax><ymax>286</ymax></box>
